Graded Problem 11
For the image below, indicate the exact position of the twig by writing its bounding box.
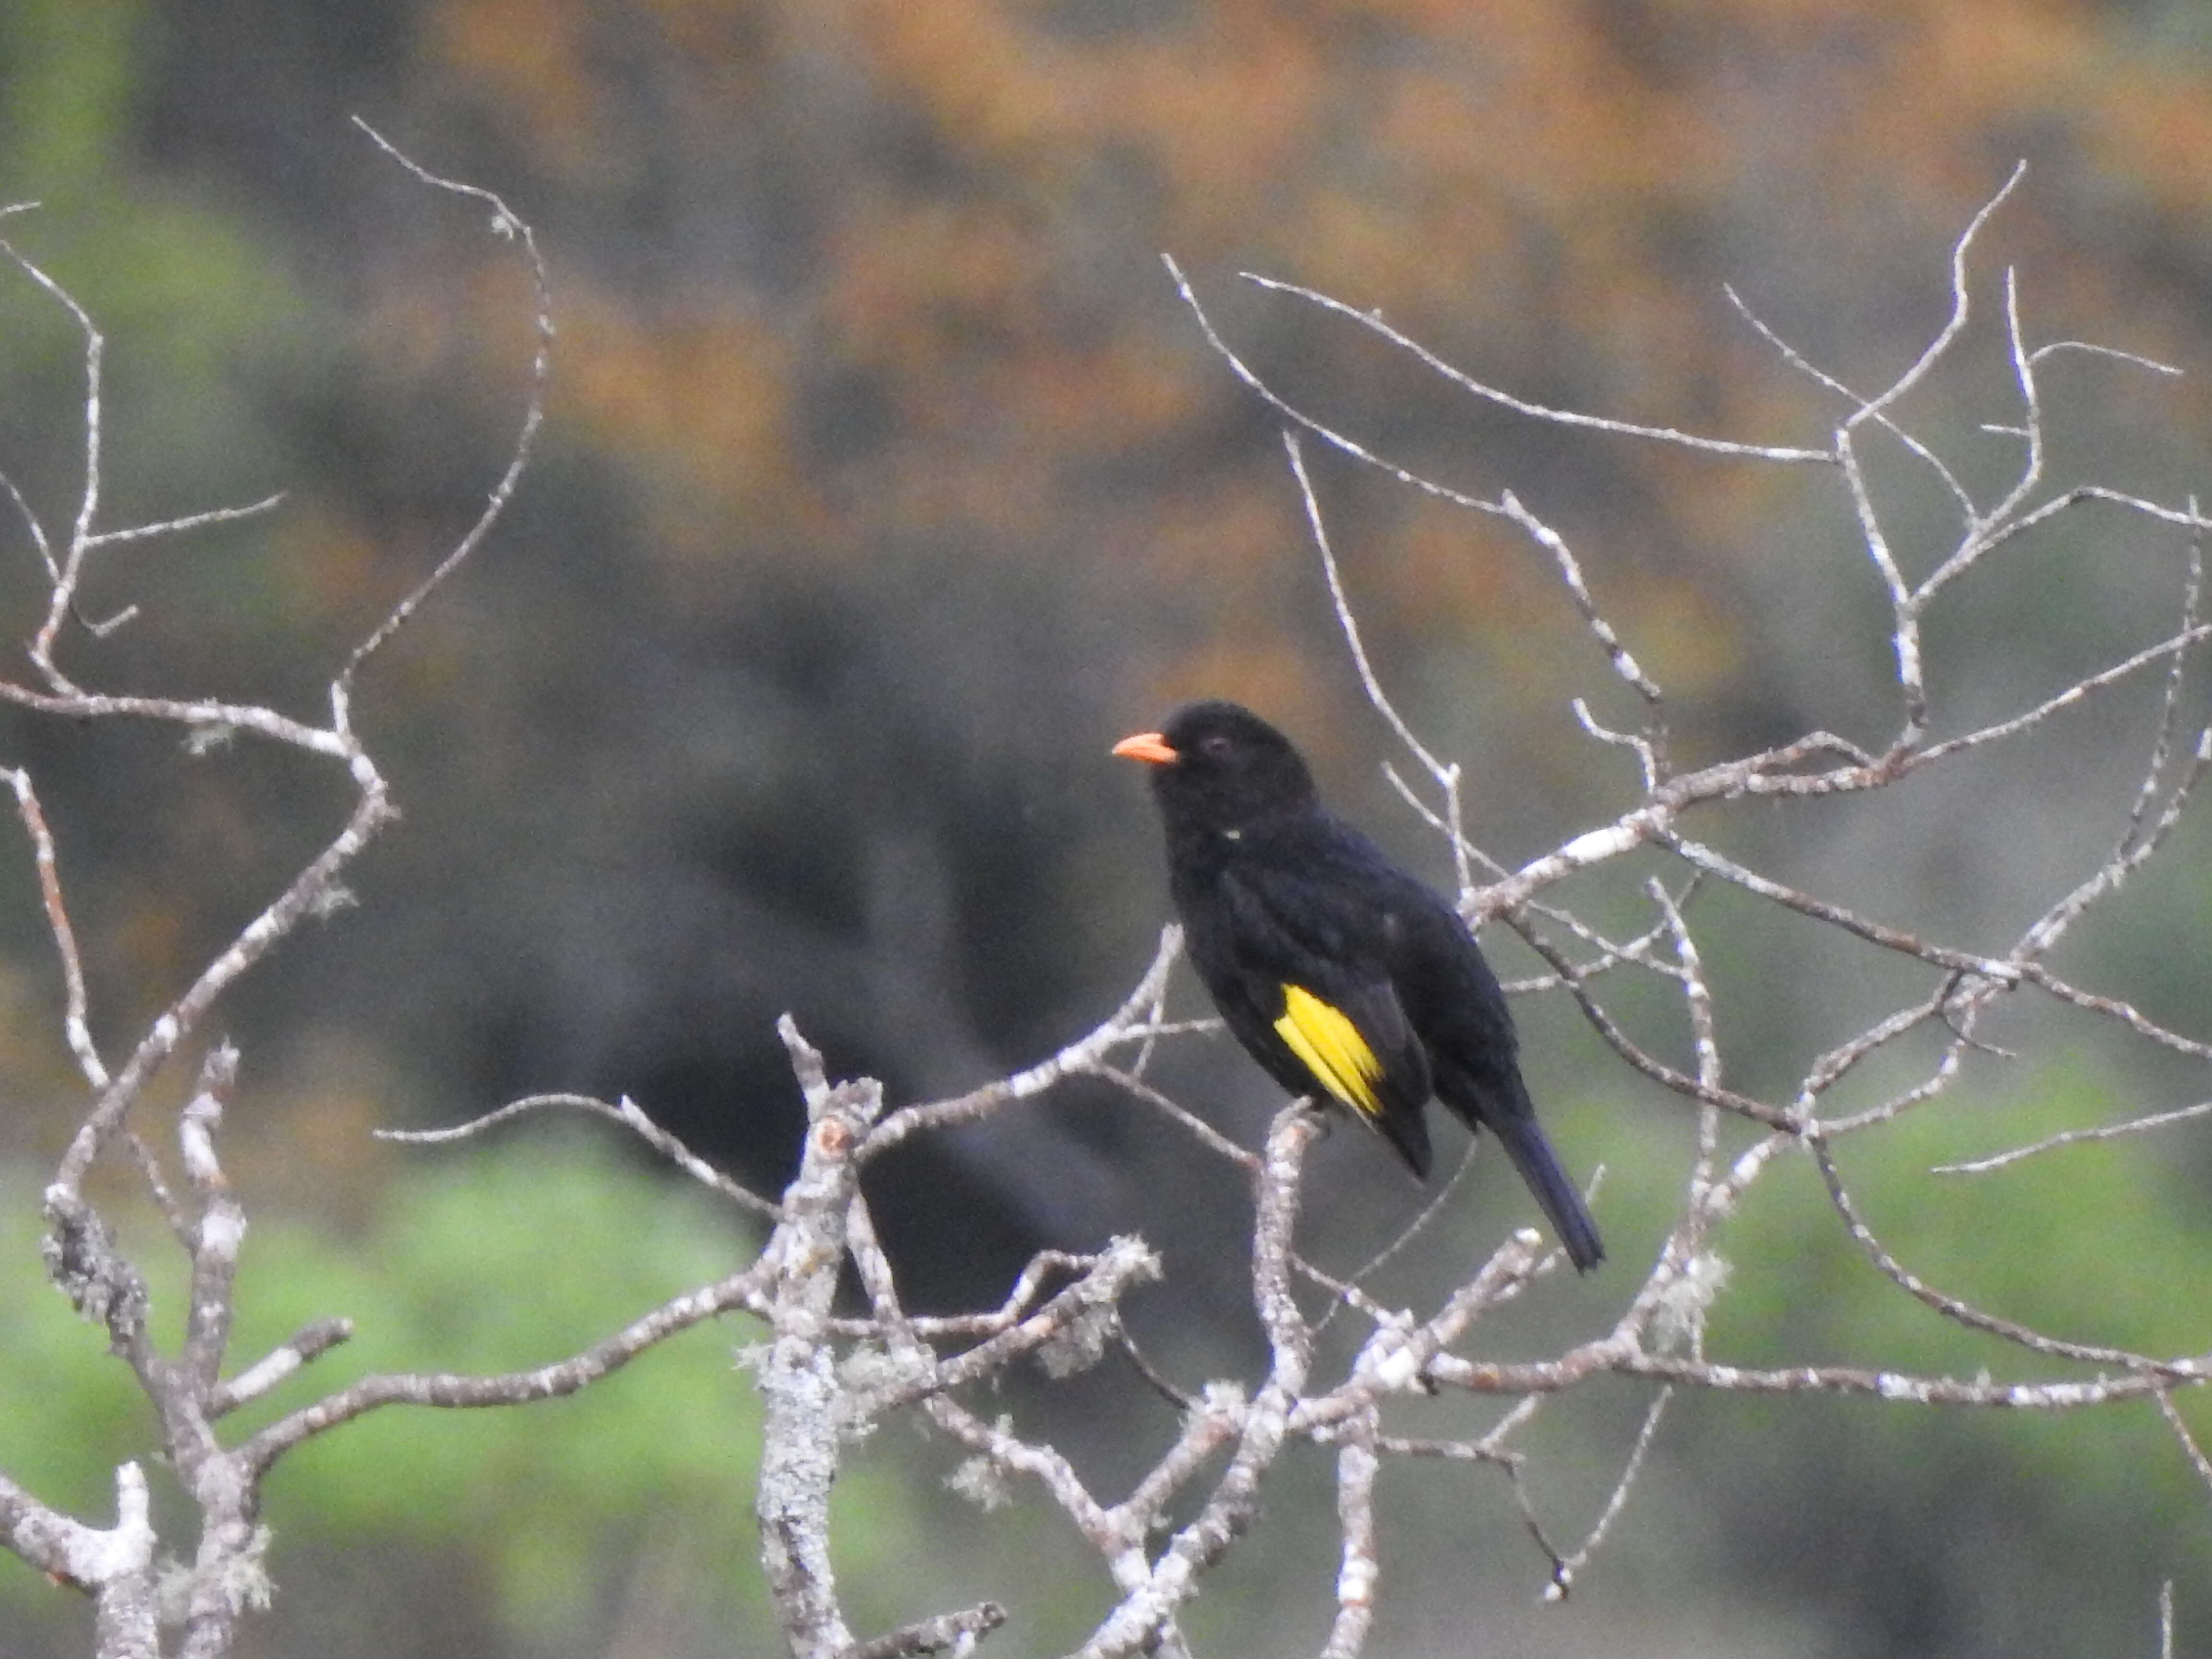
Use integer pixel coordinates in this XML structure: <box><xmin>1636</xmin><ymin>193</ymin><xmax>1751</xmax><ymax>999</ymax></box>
<box><xmin>1234</xmin><ymin>271</ymin><xmax>1832</xmax><ymax>463</ymax></box>
<box><xmin>1933</xmin><ymin>1100</ymin><xmax>2212</xmax><ymax>1176</ymax></box>
<box><xmin>378</xmin><ymin>1090</ymin><xmax>781</xmax><ymax>1218</ymax></box>
<box><xmin>338</xmin><ymin>120</ymin><xmax>553</xmax><ymax>702</ymax></box>
<box><xmin>862</xmin><ymin>925</ymin><xmax>1182</xmax><ymax>1154</ymax></box>
<box><xmin>0</xmin><ymin>766</ymin><xmax>104</xmax><ymax>1086</ymax></box>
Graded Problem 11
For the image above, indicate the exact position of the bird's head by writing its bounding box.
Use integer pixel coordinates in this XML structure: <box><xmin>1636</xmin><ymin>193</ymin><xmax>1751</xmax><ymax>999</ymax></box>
<box><xmin>1113</xmin><ymin>699</ymin><xmax>1321</xmax><ymax>831</ymax></box>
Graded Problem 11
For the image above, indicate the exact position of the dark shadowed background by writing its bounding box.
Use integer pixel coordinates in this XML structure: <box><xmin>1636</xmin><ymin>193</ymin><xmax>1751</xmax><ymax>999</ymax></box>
<box><xmin>2</xmin><ymin>1</ymin><xmax>2211</xmax><ymax>1654</ymax></box>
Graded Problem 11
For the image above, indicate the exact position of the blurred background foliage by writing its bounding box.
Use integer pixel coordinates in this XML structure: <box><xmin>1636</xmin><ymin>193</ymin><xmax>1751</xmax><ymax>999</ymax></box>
<box><xmin>0</xmin><ymin>0</ymin><xmax>2210</xmax><ymax>1653</ymax></box>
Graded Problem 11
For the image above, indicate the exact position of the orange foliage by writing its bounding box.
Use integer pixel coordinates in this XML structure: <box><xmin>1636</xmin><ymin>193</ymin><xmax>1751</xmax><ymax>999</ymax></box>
<box><xmin>560</xmin><ymin>289</ymin><xmax>804</xmax><ymax>520</ymax></box>
<box><xmin>408</xmin><ymin>0</ymin><xmax>2212</xmax><ymax>705</ymax></box>
<box><xmin>428</xmin><ymin>0</ymin><xmax>607</xmax><ymax>169</ymax></box>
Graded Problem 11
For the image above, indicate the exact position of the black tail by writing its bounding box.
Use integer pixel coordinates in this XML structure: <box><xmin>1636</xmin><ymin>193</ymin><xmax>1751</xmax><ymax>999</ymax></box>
<box><xmin>1433</xmin><ymin>1066</ymin><xmax>1610</xmax><ymax>1274</ymax></box>
<box><xmin>1492</xmin><ymin>1112</ymin><xmax>1604</xmax><ymax>1272</ymax></box>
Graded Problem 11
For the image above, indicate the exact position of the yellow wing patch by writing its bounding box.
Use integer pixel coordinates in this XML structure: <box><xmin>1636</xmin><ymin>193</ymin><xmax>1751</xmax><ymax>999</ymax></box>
<box><xmin>1273</xmin><ymin>985</ymin><xmax>1385</xmax><ymax>1118</ymax></box>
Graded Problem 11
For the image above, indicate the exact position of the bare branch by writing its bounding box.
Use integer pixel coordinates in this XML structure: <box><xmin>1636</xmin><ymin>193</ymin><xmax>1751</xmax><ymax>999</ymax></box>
<box><xmin>1320</xmin><ymin>1417</ymin><xmax>1380</xmax><ymax>1659</ymax></box>
<box><xmin>1853</xmin><ymin>161</ymin><xmax>2026</xmax><ymax>425</ymax></box>
<box><xmin>1809</xmin><ymin>1136</ymin><xmax>2182</xmax><ymax>1374</ymax></box>
<box><xmin>84</xmin><ymin>492</ymin><xmax>286</xmax><ymax>550</ymax></box>
<box><xmin>2157</xmin><ymin>1392</ymin><xmax>2212</xmax><ymax>1503</ymax></box>
<box><xmin>1723</xmin><ymin>281</ymin><xmax>1975</xmax><ymax>519</ymax></box>
<box><xmin>208</xmin><ymin>1318</ymin><xmax>354</xmax><ymax>1417</ymax></box>
<box><xmin>0</xmin><ymin>223</ymin><xmax>106</xmax><ymax>691</ymax></box>
<box><xmin>49</xmin><ymin>781</ymin><xmax>397</xmax><ymax>1196</ymax></box>
<box><xmin>1093</xmin><ymin>1063</ymin><xmax>1259</xmax><ymax>1168</ymax></box>
<box><xmin>339</xmin><ymin>120</ymin><xmax>553</xmax><ymax>699</ymax></box>
<box><xmin>379</xmin><ymin>1090</ymin><xmax>782</xmax><ymax>1218</ymax></box>
<box><xmin>239</xmin><ymin>1262</ymin><xmax>774</xmax><ymax>1478</ymax></box>
<box><xmin>1496</xmin><ymin>489</ymin><xmax>1667</xmax><ymax>724</ymax></box>
<box><xmin>179</xmin><ymin>1044</ymin><xmax>245</xmax><ymax>1392</ymax></box>
<box><xmin>0</xmin><ymin>765</ymin><xmax>105</xmax><ymax>1086</ymax></box>
<box><xmin>1549</xmin><ymin>1387</ymin><xmax>1672</xmax><ymax>1600</ymax></box>
<box><xmin>840</xmin><ymin>1603</ymin><xmax>1008</xmax><ymax>1659</ymax></box>
<box><xmin>863</xmin><ymin>924</ymin><xmax>1182</xmax><ymax>1154</ymax></box>
<box><xmin>1282</xmin><ymin>430</ymin><xmax>1466</xmax><ymax>814</ymax></box>
<box><xmin>1932</xmin><ymin>1100</ymin><xmax>2212</xmax><ymax>1176</ymax></box>
<box><xmin>1236</xmin><ymin>270</ymin><xmax>1832</xmax><ymax>463</ymax></box>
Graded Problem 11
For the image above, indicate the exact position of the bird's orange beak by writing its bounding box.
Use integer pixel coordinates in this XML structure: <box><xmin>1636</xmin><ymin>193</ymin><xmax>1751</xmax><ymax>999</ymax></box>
<box><xmin>1112</xmin><ymin>730</ymin><xmax>1178</xmax><ymax>766</ymax></box>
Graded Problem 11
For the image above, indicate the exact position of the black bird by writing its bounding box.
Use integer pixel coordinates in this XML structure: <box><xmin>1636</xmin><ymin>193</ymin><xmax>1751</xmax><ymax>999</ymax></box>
<box><xmin>1114</xmin><ymin>699</ymin><xmax>1602</xmax><ymax>1271</ymax></box>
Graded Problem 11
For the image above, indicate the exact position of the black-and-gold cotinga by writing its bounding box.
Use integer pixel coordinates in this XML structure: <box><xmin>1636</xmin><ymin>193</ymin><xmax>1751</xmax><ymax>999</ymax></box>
<box><xmin>1115</xmin><ymin>699</ymin><xmax>1602</xmax><ymax>1271</ymax></box>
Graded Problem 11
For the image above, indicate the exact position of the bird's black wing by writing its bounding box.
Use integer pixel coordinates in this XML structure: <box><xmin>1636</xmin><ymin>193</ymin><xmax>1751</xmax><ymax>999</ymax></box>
<box><xmin>1380</xmin><ymin>878</ymin><xmax>1606</xmax><ymax>1271</ymax></box>
<box><xmin>1182</xmin><ymin>817</ymin><xmax>1437</xmax><ymax>1175</ymax></box>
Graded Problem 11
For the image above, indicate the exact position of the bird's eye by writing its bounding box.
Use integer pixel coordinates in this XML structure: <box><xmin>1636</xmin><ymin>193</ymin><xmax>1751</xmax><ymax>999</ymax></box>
<box><xmin>1200</xmin><ymin>735</ymin><xmax>1235</xmax><ymax>760</ymax></box>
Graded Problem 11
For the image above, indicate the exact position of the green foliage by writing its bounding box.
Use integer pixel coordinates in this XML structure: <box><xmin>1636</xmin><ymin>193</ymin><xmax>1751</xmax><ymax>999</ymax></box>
<box><xmin>0</xmin><ymin>0</ymin><xmax>306</xmax><ymax>584</ymax></box>
<box><xmin>0</xmin><ymin>1136</ymin><xmax>919</xmax><ymax>1641</ymax></box>
<box><xmin>0</xmin><ymin>1166</ymin><xmax>165</xmax><ymax>1517</ymax></box>
<box><xmin>1710</xmin><ymin>1054</ymin><xmax>2209</xmax><ymax>1378</ymax></box>
<box><xmin>0</xmin><ymin>0</ymin><xmax>302</xmax><ymax>361</ymax></box>
<box><xmin>0</xmin><ymin>0</ymin><xmax>141</xmax><ymax>192</ymax></box>
<box><xmin>1657</xmin><ymin>1052</ymin><xmax>2212</xmax><ymax>1570</ymax></box>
